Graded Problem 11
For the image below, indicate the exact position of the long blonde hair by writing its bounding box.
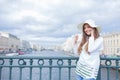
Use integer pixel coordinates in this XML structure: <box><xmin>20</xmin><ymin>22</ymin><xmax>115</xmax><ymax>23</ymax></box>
<box><xmin>77</xmin><ymin>23</ymin><xmax>100</xmax><ymax>55</ymax></box>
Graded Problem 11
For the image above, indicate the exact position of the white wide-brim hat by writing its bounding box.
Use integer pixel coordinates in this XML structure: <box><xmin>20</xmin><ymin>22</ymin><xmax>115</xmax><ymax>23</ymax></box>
<box><xmin>77</xmin><ymin>19</ymin><xmax>101</xmax><ymax>32</ymax></box>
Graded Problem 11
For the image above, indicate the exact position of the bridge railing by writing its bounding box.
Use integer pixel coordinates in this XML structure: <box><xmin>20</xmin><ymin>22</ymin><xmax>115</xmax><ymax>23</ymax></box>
<box><xmin>0</xmin><ymin>56</ymin><xmax>120</xmax><ymax>80</ymax></box>
<box><xmin>98</xmin><ymin>57</ymin><xmax>120</xmax><ymax>80</ymax></box>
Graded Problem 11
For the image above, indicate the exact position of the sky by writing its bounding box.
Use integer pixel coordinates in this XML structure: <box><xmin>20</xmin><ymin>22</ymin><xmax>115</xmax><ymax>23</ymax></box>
<box><xmin>0</xmin><ymin>0</ymin><xmax>120</xmax><ymax>47</ymax></box>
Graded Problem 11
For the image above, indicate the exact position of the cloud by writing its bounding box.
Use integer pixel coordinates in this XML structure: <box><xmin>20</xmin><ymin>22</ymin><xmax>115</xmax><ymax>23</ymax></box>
<box><xmin>0</xmin><ymin>0</ymin><xmax>120</xmax><ymax>47</ymax></box>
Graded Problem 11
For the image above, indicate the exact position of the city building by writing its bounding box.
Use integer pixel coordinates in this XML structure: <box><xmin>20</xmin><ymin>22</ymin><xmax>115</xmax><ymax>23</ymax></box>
<box><xmin>102</xmin><ymin>32</ymin><xmax>120</xmax><ymax>55</ymax></box>
<box><xmin>0</xmin><ymin>32</ymin><xmax>9</xmax><ymax>52</ymax></box>
<box><xmin>31</xmin><ymin>44</ymin><xmax>39</xmax><ymax>51</ymax></box>
<box><xmin>0</xmin><ymin>31</ymin><xmax>20</xmax><ymax>53</ymax></box>
<box><xmin>8</xmin><ymin>33</ymin><xmax>21</xmax><ymax>52</ymax></box>
<box><xmin>20</xmin><ymin>40</ymin><xmax>31</xmax><ymax>50</ymax></box>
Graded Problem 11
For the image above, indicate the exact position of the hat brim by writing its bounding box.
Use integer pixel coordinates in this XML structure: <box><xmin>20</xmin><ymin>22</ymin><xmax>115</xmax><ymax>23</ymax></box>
<box><xmin>77</xmin><ymin>23</ymin><xmax>101</xmax><ymax>33</ymax></box>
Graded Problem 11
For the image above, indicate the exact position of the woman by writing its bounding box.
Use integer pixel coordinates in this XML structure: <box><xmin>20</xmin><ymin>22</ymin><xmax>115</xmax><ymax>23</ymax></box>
<box><xmin>75</xmin><ymin>19</ymin><xmax>103</xmax><ymax>80</ymax></box>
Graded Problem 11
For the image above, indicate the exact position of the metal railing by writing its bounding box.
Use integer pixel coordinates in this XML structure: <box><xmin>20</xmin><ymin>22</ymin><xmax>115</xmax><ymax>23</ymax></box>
<box><xmin>0</xmin><ymin>56</ymin><xmax>120</xmax><ymax>80</ymax></box>
<box><xmin>98</xmin><ymin>57</ymin><xmax>120</xmax><ymax>80</ymax></box>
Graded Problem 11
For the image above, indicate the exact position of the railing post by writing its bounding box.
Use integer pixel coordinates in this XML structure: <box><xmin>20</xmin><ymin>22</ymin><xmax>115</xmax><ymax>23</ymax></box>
<box><xmin>29</xmin><ymin>59</ymin><xmax>33</xmax><ymax>80</ymax></box>
<box><xmin>0</xmin><ymin>59</ymin><xmax>4</xmax><ymax>80</ymax></box>
<box><xmin>39</xmin><ymin>67</ymin><xmax>42</xmax><ymax>80</ymax></box>
<box><xmin>18</xmin><ymin>59</ymin><xmax>26</xmax><ymax>80</ymax></box>
<box><xmin>38</xmin><ymin>59</ymin><xmax>44</xmax><ymax>80</ymax></box>
<box><xmin>0</xmin><ymin>67</ymin><xmax>2</xmax><ymax>80</ymax></box>
<box><xmin>116</xmin><ymin>60</ymin><xmax>119</xmax><ymax>80</ymax></box>
<box><xmin>19</xmin><ymin>67</ymin><xmax>22</xmax><ymax>80</ymax></box>
<box><xmin>57</xmin><ymin>59</ymin><xmax>63</xmax><ymax>80</ymax></box>
<box><xmin>97</xmin><ymin>65</ymin><xmax>101</xmax><ymax>80</ymax></box>
<box><xmin>105</xmin><ymin>60</ymin><xmax>111</xmax><ymax>80</ymax></box>
<box><xmin>49</xmin><ymin>59</ymin><xmax>52</xmax><ymax>80</ymax></box>
<box><xmin>68</xmin><ymin>59</ymin><xmax>71</xmax><ymax>80</ymax></box>
<box><xmin>9</xmin><ymin>59</ymin><xmax>13</xmax><ymax>80</ymax></box>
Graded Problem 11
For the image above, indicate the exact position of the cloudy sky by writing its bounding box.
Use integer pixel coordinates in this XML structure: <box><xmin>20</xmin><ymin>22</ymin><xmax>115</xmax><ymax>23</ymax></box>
<box><xmin>0</xmin><ymin>0</ymin><xmax>120</xmax><ymax>47</ymax></box>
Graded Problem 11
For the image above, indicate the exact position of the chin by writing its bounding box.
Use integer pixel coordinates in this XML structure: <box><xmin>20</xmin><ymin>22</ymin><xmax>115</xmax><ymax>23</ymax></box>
<box><xmin>86</xmin><ymin>33</ymin><xmax>91</xmax><ymax>36</ymax></box>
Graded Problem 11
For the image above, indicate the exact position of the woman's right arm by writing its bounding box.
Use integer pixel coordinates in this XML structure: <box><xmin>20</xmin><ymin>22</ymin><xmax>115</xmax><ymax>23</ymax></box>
<box><xmin>74</xmin><ymin>34</ymin><xmax>79</xmax><ymax>44</ymax></box>
<box><xmin>73</xmin><ymin>34</ymin><xmax>82</xmax><ymax>55</ymax></box>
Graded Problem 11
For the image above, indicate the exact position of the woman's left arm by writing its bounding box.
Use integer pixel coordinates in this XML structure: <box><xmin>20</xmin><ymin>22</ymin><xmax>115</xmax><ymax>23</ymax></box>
<box><xmin>88</xmin><ymin>36</ymin><xmax>103</xmax><ymax>53</ymax></box>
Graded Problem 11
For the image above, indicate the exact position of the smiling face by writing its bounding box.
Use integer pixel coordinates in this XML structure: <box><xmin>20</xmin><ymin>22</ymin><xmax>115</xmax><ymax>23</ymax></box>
<box><xmin>83</xmin><ymin>23</ymin><xmax>93</xmax><ymax>36</ymax></box>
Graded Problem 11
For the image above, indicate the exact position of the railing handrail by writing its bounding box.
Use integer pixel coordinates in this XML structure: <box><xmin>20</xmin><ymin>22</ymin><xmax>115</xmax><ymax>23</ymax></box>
<box><xmin>0</xmin><ymin>55</ymin><xmax>120</xmax><ymax>60</ymax></box>
<box><xmin>0</xmin><ymin>55</ymin><xmax>79</xmax><ymax>59</ymax></box>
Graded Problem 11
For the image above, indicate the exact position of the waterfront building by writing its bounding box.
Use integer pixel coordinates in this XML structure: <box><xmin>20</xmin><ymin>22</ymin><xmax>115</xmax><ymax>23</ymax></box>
<box><xmin>20</xmin><ymin>40</ymin><xmax>31</xmax><ymax>50</ymax></box>
<box><xmin>8</xmin><ymin>33</ymin><xmax>20</xmax><ymax>52</ymax></box>
<box><xmin>0</xmin><ymin>32</ymin><xmax>9</xmax><ymax>52</ymax></box>
<box><xmin>0</xmin><ymin>31</ymin><xmax>20</xmax><ymax>53</ymax></box>
<box><xmin>102</xmin><ymin>32</ymin><xmax>120</xmax><ymax>55</ymax></box>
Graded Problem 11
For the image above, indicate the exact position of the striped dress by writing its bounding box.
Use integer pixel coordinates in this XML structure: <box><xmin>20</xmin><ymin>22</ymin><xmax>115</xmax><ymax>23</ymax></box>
<box><xmin>75</xmin><ymin>36</ymin><xmax>103</xmax><ymax>79</ymax></box>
